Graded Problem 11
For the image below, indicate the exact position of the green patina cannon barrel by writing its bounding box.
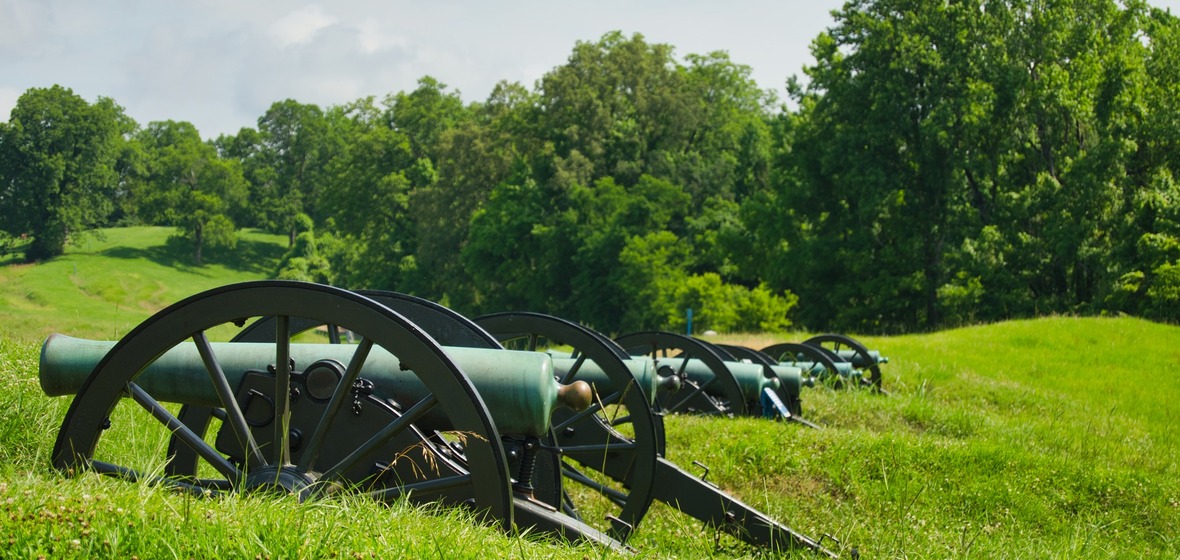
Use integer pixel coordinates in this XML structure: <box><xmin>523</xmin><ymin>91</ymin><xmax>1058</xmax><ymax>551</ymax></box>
<box><xmin>549</xmin><ymin>356</ymin><xmax>669</xmax><ymax>403</ymax></box>
<box><xmin>791</xmin><ymin>360</ymin><xmax>856</xmax><ymax>379</ymax></box>
<box><xmin>835</xmin><ymin>349</ymin><xmax>887</xmax><ymax>367</ymax></box>
<box><xmin>40</xmin><ymin>334</ymin><xmax>590</xmax><ymax>437</ymax></box>
<box><xmin>554</xmin><ymin>355</ymin><xmax>796</xmax><ymax>404</ymax></box>
<box><xmin>659</xmin><ymin>357</ymin><xmax>780</xmax><ymax>401</ymax></box>
<box><xmin>766</xmin><ymin>363</ymin><xmax>806</xmax><ymax>397</ymax></box>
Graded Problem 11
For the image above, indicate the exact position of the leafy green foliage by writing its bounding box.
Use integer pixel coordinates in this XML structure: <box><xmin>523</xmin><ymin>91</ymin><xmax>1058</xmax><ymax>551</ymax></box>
<box><xmin>252</xmin><ymin>99</ymin><xmax>330</xmax><ymax>245</ymax></box>
<box><xmin>0</xmin><ymin>86</ymin><xmax>128</xmax><ymax>260</ymax></box>
<box><xmin>760</xmin><ymin>0</ymin><xmax>1180</xmax><ymax>332</ymax></box>
<box><xmin>135</xmin><ymin>121</ymin><xmax>248</xmax><ymax>265</ymax></box>
<box><xmin>273</xmin><ymin>221</ymin><xmax>333</xmax><ymax>284</ymax></box>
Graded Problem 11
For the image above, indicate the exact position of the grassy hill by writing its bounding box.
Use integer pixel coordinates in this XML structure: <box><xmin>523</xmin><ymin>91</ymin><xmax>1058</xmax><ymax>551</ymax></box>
<box><xmin>0</xmin><ymin>227</ymin><xmax>288</xmax><ymax>342</ymax></box>
<box><xmin>1</xmin><ymin>228</ymin><xmax>1178</xmax><ymax>558</ymax></box>
<box><xmin>697</xmin><ymin>318</ymin><xmax>1180</xmax><ymax>558</ymax></box>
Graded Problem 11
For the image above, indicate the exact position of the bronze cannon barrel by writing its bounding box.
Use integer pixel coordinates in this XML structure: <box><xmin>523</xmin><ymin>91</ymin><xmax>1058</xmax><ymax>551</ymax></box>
<box><xmin>549</xmin><ymin>356</ymin><xmax>665</xmax><ymax>403</ymax></box>
<box><xmin>555</xmin><ymin>355</ymin><xmax>791</xmax><ymax>403</ymax></box>
<box><xmin>767</xmin><ymin>363</ymin><xmax>805</xmax><ymax>397</ymax></box>
<box><xmin>656</xmin><ymin>357</ymin><xmax>780</xmax><ymax>401</ymax></box>
<box><xmin>40</xmin><ymin>334</ymin><xmax>590</xmax><ymax>436</ymax></box>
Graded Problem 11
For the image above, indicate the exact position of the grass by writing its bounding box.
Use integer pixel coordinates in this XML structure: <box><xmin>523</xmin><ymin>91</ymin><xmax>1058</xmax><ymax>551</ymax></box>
<box><xmin>2</xmin><ymin>227</ymin><xmax>1179</xmax><ymax>557</ymax></box>
<box><xmin>0</xmin><ymin>227</ymin><xmax>288</xmax><ymax>342</ymax></box>
<box><xmin>698</xmin><ymin>319</ymin><xmax>1180</xmax><ymax>558</ymax></box>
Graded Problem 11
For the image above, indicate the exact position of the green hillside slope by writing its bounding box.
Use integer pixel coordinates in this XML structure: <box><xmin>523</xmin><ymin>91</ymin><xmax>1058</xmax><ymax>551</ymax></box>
<box><xmin>0</xmin><ymin>227</ymin><xmax>287</xmax><ymax>341</ymax></box>
<box><xmin>678</xmin><ymin>317</ymin><xmax>1180</xmax><ymax>557</ymax></box>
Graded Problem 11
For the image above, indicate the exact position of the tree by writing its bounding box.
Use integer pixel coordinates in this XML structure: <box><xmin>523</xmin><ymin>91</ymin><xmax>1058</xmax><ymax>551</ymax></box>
<box><xmin>456</xmin><ymin>33</ymin><xmax>795</xmax><ymax>331</ymax></box>
<box><xmin>316</xmin><ymin>98</ymin><xmax>425</xmax><ymax>290</ymax></box>
<box><xmin>385</xmin><ymin>76</ymin><xmax>469</xmax><ymax>160</ymax></box>
<box><xmin>0</xmin><ymin>86</ymin><xmax>126</xmax><ymax>260</ymax></box>
<box><xmin>245</xmin><ymin>100</ymin><xmax>328</xmax><ymax>246</ymax></box>
<box><xmin>136</xmin><ymin>120</ymin><xmax>247</xmax><ymax>265</ymax></box>
<box><xmin>408</xmin><ymin>81</ymin><xmax>536</xmax><ymax>309</ymax></box>
<box><xmin>760</xmin><ymin>0</ymin><xmax>1163</xmax><ymax>332</ymax></box>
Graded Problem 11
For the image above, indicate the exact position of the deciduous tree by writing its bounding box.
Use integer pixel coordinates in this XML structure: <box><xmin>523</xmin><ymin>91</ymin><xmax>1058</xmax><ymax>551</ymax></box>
<box><xmin>0</xmin><ymin>86</ymin><xmax>127</xmax><ymax>260</ymax></box>
<box><xmin>136</xmin><ymin>120</ymin><xmax>247</xmax><ymax>265</ymax></box>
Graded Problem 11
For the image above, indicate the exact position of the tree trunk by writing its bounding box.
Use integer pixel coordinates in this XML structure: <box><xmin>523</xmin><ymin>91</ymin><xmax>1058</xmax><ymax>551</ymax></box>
<box><xmin>195</xmin><ymin>223</ymin><xmax>204</xmax><ymax>266</ymax></box>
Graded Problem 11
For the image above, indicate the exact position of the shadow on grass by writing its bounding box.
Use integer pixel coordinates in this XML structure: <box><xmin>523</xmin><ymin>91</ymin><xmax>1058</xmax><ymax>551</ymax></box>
<box><xmin>100</xmin><ymin>235</ymin><xmax>287</xmax><ymax>276</ymax></box>
<box><xmin>0</xmin><ymin>238</ymin><xmax>31</xmax><ymax>266</ymax></box>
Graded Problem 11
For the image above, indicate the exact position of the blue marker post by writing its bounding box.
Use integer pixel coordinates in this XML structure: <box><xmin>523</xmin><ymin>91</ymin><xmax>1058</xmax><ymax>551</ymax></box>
<box><xmin>686</xmin><ymin>308</ymin><xmax>693</xmax><ymax>336</ymax></box>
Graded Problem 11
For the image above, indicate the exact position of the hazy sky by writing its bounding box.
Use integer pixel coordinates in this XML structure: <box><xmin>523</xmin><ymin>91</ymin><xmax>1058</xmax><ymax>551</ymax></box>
<box><xmin>3</xmin><ymin>1</ymin><xmax>1178</xmax><ymax>140</ymax></box>
<box><xmin>0</xmin><ymin>0</ymin><xmax>846</xmax><ymax>139</ymax></box>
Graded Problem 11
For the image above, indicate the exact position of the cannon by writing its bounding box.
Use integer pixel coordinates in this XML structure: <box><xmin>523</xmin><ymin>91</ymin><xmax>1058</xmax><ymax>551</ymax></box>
<box><xmin>196</xmin><ymin>291</ymin><xmax>665</xmax><ymax>546</ymax></box>
<box><xmin>236</xmin><ymin>299</ymin><xmax>834</xmax><ymax>555</ymax></box>
<box><xmin>760</xmin><ymin>334</ymin><xmax>889</xmax><ymax>393</ymax></box>
<box><xmin>475</xmin><ymin>313</ymin><xmax>837</xmax><ymax>557</ymax></box>
<box><xmin>38</xmin><ymin>281</ymin><xmax>630</xmax><ymax>549</ymax></box>
<box><xmin>614</xmin><ymin>331</ymin><xmax>819</xmax><ymax>426</ymax></box>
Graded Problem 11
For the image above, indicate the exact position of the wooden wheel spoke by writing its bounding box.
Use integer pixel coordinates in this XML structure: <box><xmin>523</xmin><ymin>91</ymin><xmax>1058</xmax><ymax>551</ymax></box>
<box><xmin>560</xmin><ymin>354</ymin><xmax>587</xmax><ymax>385</ymax></box>
<box><xmin>667</xmin><ymin>375</ymin><xmax>718</xmax><ymax>412</ymax></box>
<box><xmin>273</xmin><ymin>315</ymin><xmax>292</xmax><ymax>465</ymax></box>
<box><xmin>192</xmin><ymin>331</ymin><xmax>265</xmax><ymax>466</ymax></box>
<box><xmin>553</xmin><ymin>390</ymin><xmax>620</xmax><ymax>432</ymax></box>
<box><xmin>296</xmin><ymin>337</ymin><xmax>375</xmax><ymax>472</ymax></box>
<box><xmin>318</xmin><ymin>393</ymin><xmax>439</xmax><ymax>483</ymax></box>
<box><xmin>369</xmin><ymin>472</ymin><xmax>473</xmax><ymax>501</ymax></box>
<box><xmin>90</xmin><ymin>460</ymin><xmax>232</xmax><ymax>494</ymax></box>
<box><xmin>561</xmin><ymin>462</ymin><xmax>628</xmax><ymax>506</ymax></box>
<box><xmin>126</xmin><ymin>381</ymin><xmax>242</xmax><ymax>482</ymax></box>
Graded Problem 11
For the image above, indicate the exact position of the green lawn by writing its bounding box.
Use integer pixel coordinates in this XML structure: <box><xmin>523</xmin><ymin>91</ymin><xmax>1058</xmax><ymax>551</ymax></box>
<box><xmin>1</xmin><ymin>229</ymin><xmax>1178</xmax><ymax>557</ymax></box>
<box><xmin>0</xmin><ymin>227</ymin><xmax>288</xmax><ymax>342</ymax></box>
<box><xmin>695</xmin><ymin>317</ymin><xmax>1180</xmax><ymax>558</ymax></box>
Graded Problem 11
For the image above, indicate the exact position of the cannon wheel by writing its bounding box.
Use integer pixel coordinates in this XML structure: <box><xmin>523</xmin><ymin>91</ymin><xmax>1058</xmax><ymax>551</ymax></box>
<box><xmin>53</xmin><ymin>281</ymin><xmax>514</xmax><ymax>530</ymax></box>
<box><xmin>167</xmin><ymin>290</ymin><xmax>507</xmax><ymax>478</ymax></box>
<box><xmin>614</xmin><ymin>331</ymin><xmax>747</xmax><ymax>416</ymax></box>
<box><xmin>803</xmin><ymin>334</ymin><xmax>885</xmax><ymax>392</ymax></box>
<box><xmin>238</xmin><ymin>290</ymin><xmax>504</xmax><ymax>350</ymax></box>
<box><xmin>476</xmin><ymin>312</ymin><xmax>660</xmax><ymax>543</ymax></box>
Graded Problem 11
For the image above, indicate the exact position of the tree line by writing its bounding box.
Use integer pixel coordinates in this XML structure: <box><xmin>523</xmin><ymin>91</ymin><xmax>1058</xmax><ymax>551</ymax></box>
<box><xmin>2</xmin><ymin>0</ymin><xmax>1179</xmax><ymax>335</ymax></box>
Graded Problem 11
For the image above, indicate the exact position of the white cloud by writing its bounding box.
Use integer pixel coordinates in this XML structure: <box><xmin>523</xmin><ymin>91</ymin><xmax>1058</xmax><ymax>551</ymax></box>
<box><xmin>268</xmin><ymin>5</ymin><xmax>336</xmax><ymax>48</ymax></box>
<box><xmin>356</xmin><ymin>18</ymin><xmax>408</xmax><ymax>55</ymax></box>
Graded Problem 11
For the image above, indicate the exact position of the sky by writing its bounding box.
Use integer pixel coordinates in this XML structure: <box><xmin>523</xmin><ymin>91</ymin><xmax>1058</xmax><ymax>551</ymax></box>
<box><xmin>3</xmin><ymin>1</ymin><xmax>1179</xmax><ymax>140</ymax></box>
<box><xmin>0</xmin><ymin>0</ymin><xmax>846</xmax><ymax>139</ymax></box>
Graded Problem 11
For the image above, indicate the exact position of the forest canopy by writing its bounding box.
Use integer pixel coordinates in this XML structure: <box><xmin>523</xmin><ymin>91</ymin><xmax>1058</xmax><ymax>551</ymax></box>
<box><xmin>3</xmin><ymin>0</ymin><xmax>1179</xmax><ymax>334</ymax></box>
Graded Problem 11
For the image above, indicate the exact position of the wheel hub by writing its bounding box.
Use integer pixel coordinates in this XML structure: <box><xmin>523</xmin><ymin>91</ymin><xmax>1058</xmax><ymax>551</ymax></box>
<box><xmin>243</xmin><ymin>465</ymin><xmax>317</xmax><ymax>499</ymax></box>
